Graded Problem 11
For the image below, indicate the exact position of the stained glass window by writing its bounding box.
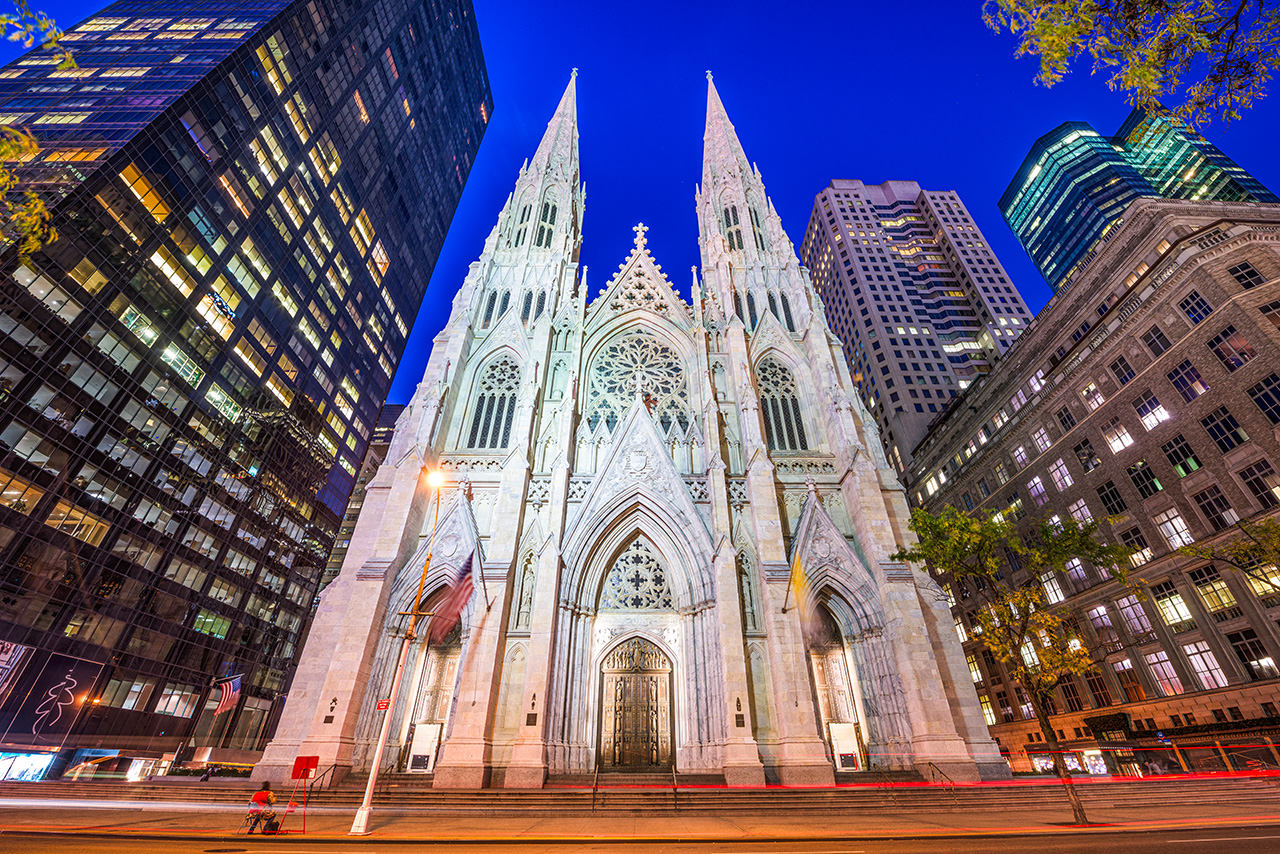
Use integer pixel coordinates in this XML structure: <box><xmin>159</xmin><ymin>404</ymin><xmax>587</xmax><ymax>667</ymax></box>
<box><xmin>467</xmin><ymin>355</ymin><xmax>519</xmax><ymax>449</ymax></box>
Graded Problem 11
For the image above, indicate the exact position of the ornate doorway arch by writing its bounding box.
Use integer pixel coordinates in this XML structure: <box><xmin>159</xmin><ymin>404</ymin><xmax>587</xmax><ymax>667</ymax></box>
<box><xmin>598</xmin><ymin>637</ymin><xmax>673</xmax><ymax>770</ymax></box>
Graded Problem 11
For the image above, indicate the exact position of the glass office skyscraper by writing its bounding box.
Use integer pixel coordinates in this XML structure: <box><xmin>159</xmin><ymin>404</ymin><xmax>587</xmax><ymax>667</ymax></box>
<box><xmin>1000</xmin><ymin>107</ymin><xmax>1277</xmax><ymax>293</ymax></box>
<box><xmin>0</xmin><ymin>0</ymin><xmax>488</xmax><ymax>778</ymax></box>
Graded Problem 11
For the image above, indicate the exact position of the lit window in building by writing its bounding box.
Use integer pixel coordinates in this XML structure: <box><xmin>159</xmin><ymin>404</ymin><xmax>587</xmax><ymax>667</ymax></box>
<box><xmin>1183</xmin><ymin>640</ymin><xmax>1229</xmax><ymax>690</ymax></box>
<box><xmin>1133</xmin><ymin>390</ymin><xmax>1170</xmax><ymax>431</ymax></box>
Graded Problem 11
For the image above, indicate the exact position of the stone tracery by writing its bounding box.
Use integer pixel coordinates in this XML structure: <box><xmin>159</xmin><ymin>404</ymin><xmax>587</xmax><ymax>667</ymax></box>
<box><xmin>585</xmin><ymin>329</ymin><xmax>691</xmax><ymax>437</ymax></box>
<box><xmin>599</xmin><ymin>538</ymin><xmax>675</xmax><ymax>610</ymax></box>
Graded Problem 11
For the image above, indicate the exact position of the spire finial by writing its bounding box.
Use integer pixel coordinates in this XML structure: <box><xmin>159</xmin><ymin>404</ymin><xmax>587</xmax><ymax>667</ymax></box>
<box><xmin>632</xmin><ymin>222</ymin><xmax>649</xmax><ymax>248</ymax></box>
<box><xmin>706</xmin><ymin>69</ymin><xmax>713</xmax><ymax>81</ymax></box>
<box><xmin>571</xmin><ymin>67</ymin><xmax>578</xmax><ymax>78</ymax></box>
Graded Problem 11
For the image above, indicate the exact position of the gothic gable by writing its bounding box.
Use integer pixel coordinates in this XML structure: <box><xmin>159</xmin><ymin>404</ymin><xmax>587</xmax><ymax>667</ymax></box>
<box><xmin>788</xmin><ymin>488</ymin><xmax>882</xmax><ymax>632</ymax></box>
<box><xmin>587</xmin><ymin>224</ymin><xmax>691</xmax><ymax>329</ymax></box>
<box><xmin>746</xmin><ymin>304</ymin><xmax>802</xmax><ymax>366</ymax></box>
<box><xmin>562</xmin><ymin>397</ymin><xmax>713</xmax><ymax>583</ymax></box>
<box><xmin>384</xmin><ymin>485</ymin><xmax>484</xmax><ymax>613</ymax></box>
<box><xmin>476</xmin><ymin>295</ymin><xmax>534</xmax><ymax>353</ymax></box>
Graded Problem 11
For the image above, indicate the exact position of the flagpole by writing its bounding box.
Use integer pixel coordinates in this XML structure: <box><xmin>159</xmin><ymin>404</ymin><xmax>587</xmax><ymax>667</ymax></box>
<box><xmin>477</xmin><ymin>555</ymin><xmax>490</xmax><ymax>610</ymax></box>
<box><xmin>350</xmin><ymin>468</ymin><xmax>445</xmax><ymax>836</ymax></box>
<box><xmin>781</xmin><ymin>556</ymin><xmax>799</xmax><ymax>613</ymax></box>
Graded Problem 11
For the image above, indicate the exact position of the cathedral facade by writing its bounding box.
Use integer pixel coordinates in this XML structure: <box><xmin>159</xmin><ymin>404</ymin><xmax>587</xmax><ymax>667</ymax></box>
<box><xmin>257</xmin><ymin>75</ymin><xmax>1008</xmax><ymax>787</ymax></box>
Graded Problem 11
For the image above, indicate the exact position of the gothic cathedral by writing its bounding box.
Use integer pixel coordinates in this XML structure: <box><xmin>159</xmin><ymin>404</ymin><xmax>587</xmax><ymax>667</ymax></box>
<box><xmin>258</xmin><ymin>74</ymin><xmax>1008</xmax><ymax>787</ymax></box>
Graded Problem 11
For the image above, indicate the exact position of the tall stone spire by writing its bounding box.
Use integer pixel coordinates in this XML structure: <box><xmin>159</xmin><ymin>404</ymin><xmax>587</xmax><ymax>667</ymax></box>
<box><xmin>701</xmin><ymin>72</ymin><xmax>751</xmax><ymax>192</ymax></box>
<box><xmin>485</xmin><ymin>70</ymin><xmax>584</xmax><ymax>275</ymax></box>
<box><xmin>530</xmin><ymin>69</ymin><xmax>579</xmax><ymax>183</ymax></box>
<box><xmin>697</xmin><ymin>73</ymin><xmax>804</xmax><ymax>311</ymax></box>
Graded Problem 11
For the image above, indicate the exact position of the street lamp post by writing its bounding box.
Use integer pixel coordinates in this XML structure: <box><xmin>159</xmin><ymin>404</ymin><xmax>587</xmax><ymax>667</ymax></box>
<box><xmin>349</xmin><ymin>468</ymin><xmax>445</xmax><ymax>836</ymax></box>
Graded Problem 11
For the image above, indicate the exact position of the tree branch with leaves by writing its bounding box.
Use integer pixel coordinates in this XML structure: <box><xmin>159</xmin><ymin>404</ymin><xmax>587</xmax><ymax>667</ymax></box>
<box><xmin>0</xmin><ymin>0</ymin><xmax>74</xmax><ymax>257</ymax></box>
<box><xmin>894</xmin><ymin>506</ymin><xmax>1133</xmax><ymax>825</ymax></box>
<box><xmin>1178</xmin><ymin>515</ymin><xmax>1280</xmax><ymax>595</ymax></box>
<box><xmin>984</xmin><ymin>0</ymin><xmax>1280</xmax><ymax>125</ymax></box>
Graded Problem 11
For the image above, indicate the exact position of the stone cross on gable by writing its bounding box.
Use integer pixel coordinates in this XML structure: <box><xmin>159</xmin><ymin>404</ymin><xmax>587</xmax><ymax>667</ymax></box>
<box><xmin>632</xmin><ymin>222</ymin><xmax>649</xmax><ymax>249</ymax></box>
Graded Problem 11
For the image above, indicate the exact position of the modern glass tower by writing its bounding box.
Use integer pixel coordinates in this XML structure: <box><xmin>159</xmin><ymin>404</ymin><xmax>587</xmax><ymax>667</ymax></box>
<box><xmin>1000</xmin><ymin>107</ymin><xmax>1277</xmax><ymax>293</ymax></box>
<box><xmin>0</xmin><ymin>0</ymin><xmax>489</xmax><ymax>778</ymax></box>
<box><xmin>319</xmin><ymin>402</ymin><xmax>402</xmax><ymax>594</ymax></box>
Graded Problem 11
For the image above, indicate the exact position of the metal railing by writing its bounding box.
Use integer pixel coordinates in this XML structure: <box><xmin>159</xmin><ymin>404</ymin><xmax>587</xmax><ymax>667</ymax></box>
<box><xmin>869</xmin><ymin>762</ymin><xmax>897</xmax><ymax>805</ymax></box>
<box><xmin>305</xmin><ymin>762</ymin><xmax>341</xmax><ymax>803</ymax></box>
<box><xmin>591</xmin><ymin>767</ymin><xmax>600</xmax><ymax>812</ymax></box>
<box><xmin>671</xmin><ymin>765</ymin><xmax>678</xmax><ymax>812</ymax></box>
<box><xmin>1224</xmin><ymin>751</ymin><xmax>1275</xmax><ymax>773</ymax></box>
<box><xmin>927</xmin><ymin>762</ymin><xmax>957</xmax><ymax>805</ymax></box>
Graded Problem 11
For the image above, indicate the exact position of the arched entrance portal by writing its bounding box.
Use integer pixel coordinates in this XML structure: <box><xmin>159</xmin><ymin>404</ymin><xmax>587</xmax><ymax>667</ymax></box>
<box><xmin>807</xmin><ymin>604</ymin><xmax>865</xmax><ymax>772</ymax></box>
<box><xmin>598</xmin><ymin>637</ymin><xmax>673</xmax><ymax>770</ymax></box>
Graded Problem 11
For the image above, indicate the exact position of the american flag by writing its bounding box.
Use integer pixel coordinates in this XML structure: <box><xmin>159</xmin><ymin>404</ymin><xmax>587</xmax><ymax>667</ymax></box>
<box><xmin>213</xmin><ymin>675</ymin><xmax>241</xmax><ymax>716</ymax></box>
<box><xmin>428</xmin><ymin>553</ymin><xmax>474</xmax><ymax>646</ymax></box>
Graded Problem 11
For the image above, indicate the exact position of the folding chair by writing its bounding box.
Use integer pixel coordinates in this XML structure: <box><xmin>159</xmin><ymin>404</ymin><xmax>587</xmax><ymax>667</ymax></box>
<box><xmin>237</xmin><ymin>803</ymin><xmax>263</xmax><ymax>835</ymax></box>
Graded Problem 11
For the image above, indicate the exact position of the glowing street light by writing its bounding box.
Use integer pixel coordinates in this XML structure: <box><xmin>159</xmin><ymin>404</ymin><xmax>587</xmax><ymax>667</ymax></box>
<box><xmin>350</xmin><ymin>467</ymin><xmax>445</xmax><ymax>835</ymax></box>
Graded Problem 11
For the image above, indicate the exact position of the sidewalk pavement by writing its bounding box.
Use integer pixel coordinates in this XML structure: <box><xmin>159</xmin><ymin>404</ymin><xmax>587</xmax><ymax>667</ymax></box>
<box><xmin>1</xmin><ymin>797</ymin><xmax>1279</xmax><ymax>842</ymax></box>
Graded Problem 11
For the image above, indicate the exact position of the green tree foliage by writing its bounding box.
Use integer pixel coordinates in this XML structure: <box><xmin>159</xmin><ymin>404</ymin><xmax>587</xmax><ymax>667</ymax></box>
<box><xmin>1179</xmin><ymin>516</ymin><xmax>1280</xmax><ymax>594</ymax></box>
<box><xmin>1</xmin><ymin>0</ymin><xmax>74</xmax><ymax>257</ymax></box>
<box><xmin>894</xmin><ymin>505</ymin><xmax>1132</xmax><ymax>824</ymax></box>
<box><xmin>984</xmin><ymin>0</ymin><xmax>1280</xmax><ymax>125</ymax></box>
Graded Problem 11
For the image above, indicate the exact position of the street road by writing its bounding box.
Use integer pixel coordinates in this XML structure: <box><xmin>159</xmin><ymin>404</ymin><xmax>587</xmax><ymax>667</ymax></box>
<box><xmin>7</xmin><ymin>826</ymin><xmax>1280</xmax><ymax>853</ymax></box>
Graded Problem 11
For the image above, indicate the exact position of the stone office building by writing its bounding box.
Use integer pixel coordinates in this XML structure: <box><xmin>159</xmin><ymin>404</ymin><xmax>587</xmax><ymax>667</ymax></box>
<box><xmin>907</xmin><ymin>197</ymin><xmax>1280</xmax><ymax>773</ymax></box>
<box><xmin>799</xmin><ymin>180</ymin><xmax>1033</xmax><ymax>478</ymax></box>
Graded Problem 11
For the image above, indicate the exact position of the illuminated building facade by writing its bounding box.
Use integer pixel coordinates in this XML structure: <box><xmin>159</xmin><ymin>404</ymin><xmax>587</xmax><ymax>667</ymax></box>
<box><xmin>908</xmin><ymin>198</ymin><xmax>1280</xmax><ymax>773</ymax></box>
<box><xmin>258</xmin><ymin>76</ymin><xmax>1008</xmax><ymax>790</ymax></box>
<box><xmin>1000</xmin><ymin>107</ymin><xmax>1278</xmax><ymax>293</ymax></box>
<box><xmin>0</xmin><ymin>0</ymin><xmax>489</xmax><ymax>778</ymax></box>
<box><xmin>320</xmin><ymin>403</ymin><xmax>403</xmax><ymax>594</ymax></box>
<box><xmin>800</xmin><ymin>180</ymin><xmax>1032</xmax><ymax>475</ymax></box>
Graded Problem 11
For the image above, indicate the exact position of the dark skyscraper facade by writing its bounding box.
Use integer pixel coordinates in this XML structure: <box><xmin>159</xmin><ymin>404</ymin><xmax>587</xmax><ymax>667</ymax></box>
<box><xmin>1000</xmin><ymin>107</ymin><xmax>1277</xmax><ymax>293</ymax></box>
<box><xmin>0</xmin><ymin>0</ymin><xmax>489</xmax><ymax>778</ymax></box>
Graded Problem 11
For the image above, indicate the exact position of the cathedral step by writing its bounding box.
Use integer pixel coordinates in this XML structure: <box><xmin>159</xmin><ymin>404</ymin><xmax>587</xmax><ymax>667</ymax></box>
<box><xmin>2</xmin><ymin>775</ymin><xmax>1276</xmax><ymax>814</ymax></box>
<box><xmin>835</xmin><ymin>769</ymin><xmax>924</xmax><ymax>783</ymax></box>
<box><xmin>547</xmin><ymin>772</ymin><xmax>726</xmax><ymax>788</ymax></box>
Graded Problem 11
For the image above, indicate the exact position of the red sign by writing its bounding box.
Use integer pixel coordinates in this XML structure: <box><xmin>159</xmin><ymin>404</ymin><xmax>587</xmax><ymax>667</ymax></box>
<box><xmin>291</xmin><ymin>755</ymin><xmax>320</xmax><ymax>780</ymax></box>
<box><xmin>376</xmin><ymin>699</ymin><xmax>390</xmax><ymax>711</ymax></box>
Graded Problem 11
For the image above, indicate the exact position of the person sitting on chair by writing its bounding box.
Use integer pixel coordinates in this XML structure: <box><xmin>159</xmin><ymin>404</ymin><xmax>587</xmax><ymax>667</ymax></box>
<box><xmin>247</xmin><ymin>781</ymin><xmax>277</xmax><ymax>833</ymax></box>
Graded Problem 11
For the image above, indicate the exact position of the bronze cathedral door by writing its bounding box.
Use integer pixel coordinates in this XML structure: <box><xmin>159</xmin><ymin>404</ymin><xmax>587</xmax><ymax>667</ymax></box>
<box><xmin>598</xmin><ymin>637</ymin><xmax>672</xmax><ymax>769</ymax></box>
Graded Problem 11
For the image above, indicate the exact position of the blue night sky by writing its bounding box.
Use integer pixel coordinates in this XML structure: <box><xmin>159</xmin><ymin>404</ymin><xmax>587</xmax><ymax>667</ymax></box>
<box><xmin>5</xmin><ymin>1</ymin><xmax>1279</xmax><ymax>406</ymax></box>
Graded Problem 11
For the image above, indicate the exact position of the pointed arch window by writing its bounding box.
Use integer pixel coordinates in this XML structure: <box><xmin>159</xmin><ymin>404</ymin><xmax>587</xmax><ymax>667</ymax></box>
<box><xmin>513</xmin><ymin>204</ymin><xmax>531</xmax><ymax>248</ymax></box>
<box><xmin>746</xmin><ymin>292</ymin><xmax>758</xmax><ymax>329</ymax></box>
<box><xmin>750</xmin><ymin>207</ymin><xmax>767</xmax><ymax>251</ymax></box>
<box><xmin>520</xmin><ymin>291</ymin><xmax>533</xmax><ymax>322</ymax></box>
<box><xmin>467</xmin><ymin>355</ymin><xmax>520</xmax><ymax>449</ymax></box>
<box><xmin>535</xmin><ymin>291</ymin><xmax>546</xmax><ymax>319</ymax></box>
<box><xmin>733</xmin><ymin>292</ymin><xmax>744</xmax><ymax>322</ymax></box>
<box><xmin>757</xmin><ymin>357</ymin><xmax>809</xmax><ymax>451</ymax></box>
<box><xmin>535</xmin><ymin>201</ymin><xmax>558</xmax><ymax>247</ymax></box>
<box><xmin>722</xmin><ymin>205</ymin><xmax>743</xmax><ymax>250</ymax></box>
<box><xmin>498</xmin><ymin>290</ymin><xmax>510</xmax><ymax>318</ymax></box>
<box><xmin>482</xmin><ymin>292</ymin><xmax>497</xmax><ymax>328</ymax></box>
<box><xmin>780</xmin><ymin>293</ymin><xmax>795</xmax><ymax>332</ymax></box>
<box><xmin>600</xmin><ymin>538</ymin><xmax>674</xmax><ymax>610</ymax></box>
<box><xmin>767</xmin><ymin>292</ymin><xmax>779</xmax><ymax>321</ymax></box>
